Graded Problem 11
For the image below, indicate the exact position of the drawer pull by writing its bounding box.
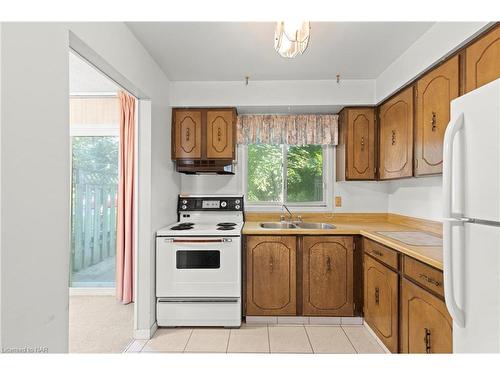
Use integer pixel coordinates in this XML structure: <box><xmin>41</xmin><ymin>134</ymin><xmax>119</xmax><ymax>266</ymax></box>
<box><xmin>424</xmin><ymin>328</ymin><xmax>431</xmax><ymax>353</ymax></box>
<box><xmin>372</xmin><ymin>250</ymin><xmax>383</xmax><ymax>257</ymax></box>
<box><xmin>326</xmin><ymin>256</ymin><xmax>332</xmax><ymax>272</ymax></box>
<box><xmin>375</xmin><ymin>287</ymin><xmax>380</xmax><ymax>305</ymax></box>
<box><xmin>419</xmin><ymin>273</ymin><xmax>441</xmax><ymax>287</ymax></box>
<box><xmin>269</xmin><ymin>256</ymin><xmax>274</xmax><ymax>273</ymax></box>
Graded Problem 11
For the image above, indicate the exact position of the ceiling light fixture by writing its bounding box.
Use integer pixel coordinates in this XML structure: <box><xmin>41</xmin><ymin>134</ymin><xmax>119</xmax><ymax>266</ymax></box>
<box><xmin>274</xmin><ymin>21</ymin><xmax>310</xmax><ymax>58</ymax></box>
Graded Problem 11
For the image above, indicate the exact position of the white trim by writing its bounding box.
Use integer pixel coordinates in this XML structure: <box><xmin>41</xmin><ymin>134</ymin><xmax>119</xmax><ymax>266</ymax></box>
<box><xmin>69</xmin><ymin>287</ymin><xmax>115</xmax><ymax>296</ymax></box>
<box><xmin>134</xmin><ymin>322</ymin><xmax>157</xmax><ymax>340</ymax></box>
<box><xmin>70</xmin><ymin>123</ymin><xmax>119</xmax><ymax>136</ymax></box>
<box><xmin>241</xmin><ymin>144</ymin><xmax>334</xmax><ymax>212</ymax></box>
<box><xmin>363</xmin><ymin>321</ymin><xmax>392</xmax><ymax>353</ymax></box>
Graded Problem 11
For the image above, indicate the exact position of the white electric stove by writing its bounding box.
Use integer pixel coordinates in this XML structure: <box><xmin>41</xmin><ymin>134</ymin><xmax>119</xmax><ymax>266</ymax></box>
<box><xmin>155</xmin><ymin>194</ymin><xmax>244</xmax><ymax>328</ymax></box>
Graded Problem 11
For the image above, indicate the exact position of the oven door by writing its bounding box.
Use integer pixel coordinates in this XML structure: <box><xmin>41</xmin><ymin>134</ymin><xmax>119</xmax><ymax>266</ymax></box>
<box><xmin>156</xmin><ymin>237</ymin><xmax>241</xmax><ymax>297</ymax></box>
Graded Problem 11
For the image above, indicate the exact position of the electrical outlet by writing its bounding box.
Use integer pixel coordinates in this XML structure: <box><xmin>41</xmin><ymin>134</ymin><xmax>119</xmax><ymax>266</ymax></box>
<box><xmin>335</xmin><ymin>196</ymin><xmax>342</xmax><ymax>207</ymax></box>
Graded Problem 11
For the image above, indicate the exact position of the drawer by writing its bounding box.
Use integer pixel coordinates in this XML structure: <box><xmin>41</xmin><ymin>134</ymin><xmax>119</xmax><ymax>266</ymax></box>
<box><xmin>403</xmin><ymin>256</ymin><xmax>444</xmax><ymax>298</ymax></box>
<box><xmin>363</xmin><ymin>238</ymin><xmax>399</xmax><ymax>269</ymax></box>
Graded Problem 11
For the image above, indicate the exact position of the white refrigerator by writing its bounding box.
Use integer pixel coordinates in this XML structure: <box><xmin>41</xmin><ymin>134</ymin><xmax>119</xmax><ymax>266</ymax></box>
<box><xmin>443</xmin><ymin>78</ymin><xmax>500</xmax><ymax>353</ymax></box>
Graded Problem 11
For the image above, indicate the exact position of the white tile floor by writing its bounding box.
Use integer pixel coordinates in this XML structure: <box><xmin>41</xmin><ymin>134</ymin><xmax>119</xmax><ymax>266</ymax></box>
<box><xmin>125</xmin><ymin>323</ymin><xmax>386</xmax><ymax>354</ymax></box>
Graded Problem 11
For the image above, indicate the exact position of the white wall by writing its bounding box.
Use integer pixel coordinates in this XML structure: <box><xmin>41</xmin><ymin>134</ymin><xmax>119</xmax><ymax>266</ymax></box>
<box><xmin>171</xmin><ymin>79</ymin><xmax>376</xmax><ymax>107</ymax></box>
<box><xmin>375</xmin><ymin>22</ymin><xmax>490</xmax><ymax>102</ymax></box>
<box><xmin>1</xmin><ymin>23</ymin><xmax>70</xmax><ymax>353</ymax></box>
<box><xmin>0</xmin><ymin>22</ymin><xmax>178</xmax><ymax>352</ymax></box>
<box><xmin>387</xmin><ymin>177</ymin><xmax>443</xmax><ymax>221</ymax></box>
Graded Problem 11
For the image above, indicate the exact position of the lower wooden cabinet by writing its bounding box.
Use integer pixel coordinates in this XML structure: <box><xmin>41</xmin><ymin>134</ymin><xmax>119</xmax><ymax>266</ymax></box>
<box><xmin>401</xmin><ymin>278</ymin><xmax>452</xmax><ymax>353</ymax></box>
<box><xmin>363</xmin><ymin>254</ymin><xmax>399</xmax><ymax>353</ymax></box>
<box><xmin>246</xmin><ymin>236</ymin><xmax>296</xmax><ymax>315</ymax></box>
<box><xmin>302</xmin><ymin>236</ymin><xmax>354</xmax><ymax>316</ymax></box>
<box><xmin>245</xmin><ymin>235</ymin><xmax>355</xmax><ymax>317</ymax></box>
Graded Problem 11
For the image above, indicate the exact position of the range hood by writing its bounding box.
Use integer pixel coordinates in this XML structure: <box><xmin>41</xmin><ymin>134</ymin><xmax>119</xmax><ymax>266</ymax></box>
<box><xmin>175</xmin><ymin>159</ymin><xmax>235</xmax><ymax>175</ymax></box>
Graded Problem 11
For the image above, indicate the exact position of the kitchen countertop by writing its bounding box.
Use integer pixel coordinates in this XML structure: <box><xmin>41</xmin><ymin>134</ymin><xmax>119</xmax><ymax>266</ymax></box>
<box><xmin>242</xmin><ymin>217</ymin><xmax>444</xmax><ymax>270</ymax></box>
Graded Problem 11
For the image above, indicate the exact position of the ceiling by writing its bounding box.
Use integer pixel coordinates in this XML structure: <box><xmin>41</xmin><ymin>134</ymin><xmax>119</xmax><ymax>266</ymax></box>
<box><xmin>69</xmin><ymin>51</ymin><xmax>120</xmax><ymax>94</ymax></box>
<box><xmin>127</xmin><ymin>22</ymin><xmax>435</xmax><ymax>82</ymax></box>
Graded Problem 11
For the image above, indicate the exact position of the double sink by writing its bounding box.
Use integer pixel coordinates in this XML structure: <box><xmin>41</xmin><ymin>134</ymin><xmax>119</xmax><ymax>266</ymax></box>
<box><xmin>260</xmin><ymin>222</ymin><xmax>336</xmax><ymax>230</ymax></box>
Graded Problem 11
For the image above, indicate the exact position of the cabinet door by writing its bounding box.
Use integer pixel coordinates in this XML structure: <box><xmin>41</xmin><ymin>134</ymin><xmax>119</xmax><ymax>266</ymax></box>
<box><xmin>302</xmin><ymin>236</ymin><xmax>354</xmax><ymax>316</ymax></box>
<box><xmin>466</xmin><ymin>25</ymin><xmax>500</xmax><ymax>93</ymax></box>
<box><xmin>347</xmin><ymin>108</ymin><xmax>376</xmax><ymax>180</ymax></box>
<box><xmin>206</xmin><ymin>109</ymin><xmax>235</xmax><ymax>159</ymax></box>
<box><xmin>363</xmin><ymin>255</ymin><xmax>399</xmax><ymax>353</ymax></box>
<box><xmin>415</xmin><ymin>56</ymin><xmax>459</xmax><ymax>176</ymax></box>
<box><xmin>246</xmin><ymin>236</ymin><xmax>296</xmax><ymax>315</ymax></box>
<box><xmin>378</xmin><ymin>86</ymin><xmax>414</xmax><ymax>180</ymax></box>
<box><xmin>401</xmin><ymin>278</ymin><xmax>452</xmax><ymax>353</ymax></box>
<box><xmin>172</xmin><ymin>110</ymin><xmax>202</xmax><ymax>159</ymax></box>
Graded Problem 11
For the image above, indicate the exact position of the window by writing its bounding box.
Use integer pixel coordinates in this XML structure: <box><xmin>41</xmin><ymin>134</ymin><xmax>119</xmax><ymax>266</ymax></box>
<box><xmin>246</xmin><ymin>144</ymin><xmax>328</xmax><ymax>207</ymax></box>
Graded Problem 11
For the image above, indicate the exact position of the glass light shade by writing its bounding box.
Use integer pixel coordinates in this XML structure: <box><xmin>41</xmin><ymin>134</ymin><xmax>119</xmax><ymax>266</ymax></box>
<box><xmin>274</xmin><ymin>21</ymin><xmax>310</xmax><ymax>58</ymax></box>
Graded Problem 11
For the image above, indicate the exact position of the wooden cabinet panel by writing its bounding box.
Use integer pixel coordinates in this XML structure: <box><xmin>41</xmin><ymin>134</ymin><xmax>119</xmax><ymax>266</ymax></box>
<box><xmin>466</xmin><ymin>25</ymin><xmax>500</xmax><ymax>93</ymax></box>
<box><xmin>378</xmin><ymin>87</ymin><xmax>414</xmax><ymax>180</ymax></box>
<box><xmin>206</xmin><ymin>109</ymin><xmax>235</xmax><ymax>159</ymax></box>
<box><xmin>401</xmin><ymin>278</ymin><xmax>452</xmax><ymax>353</ymax></box>
<box><xmin>302</xmin><ymin>236</ymin><xmax>354</xmax><ymax>316</ymax></box>
<box><xmin>403</xmin><ymin>256</ymin><xmax>444</xmax><ymax>298</ymax></box>
<box><xmin>363</xmin><ymin>238</ymin><xmax>399</xmax><ymax>269</ymax></box>
<box><xmin>364</xmin><ymin>254</ymin><xmax>399</xmax><ymax>353</ymax></box>
<box><xmin>336</xmin><ymin>108</ymin><xmax>376</xmax><ymax>181</ymax></box>
<box><xmin>172</xmin><ymin>110</ymin><xmax>202</xmax><ymax>159</ymax></box>
<box><xmin>246</xmin><ymin>236</ymin><xmax>296</xmax><ymax>315</ymax></box>
<box><xmin>415</xmin><ymin>56</ymin><xmax>460</xmax><ymax>176</ymax></box>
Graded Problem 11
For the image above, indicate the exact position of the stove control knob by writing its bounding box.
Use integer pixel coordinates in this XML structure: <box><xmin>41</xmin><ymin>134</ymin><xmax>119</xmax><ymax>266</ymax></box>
<box><xmin>221</xmin><ymin>201</ymin><xmax>227</xmax><ymax>208</ymax></box>
<box><xmin>235</xmin><ymin>205</ymin><xmax>240</xmax><ymax>210</ymax></box>
<box><xmin>181</xmin><ymin>205</ymin><xmax>187</xmax><ymax>210</ymax></box>
<box><xmin>235</xmin><ymin>199</ymin><xmax>241</xmax><ymax>204</ymax></box>
<box><xmin>182</xmin><ymin>199</ymin><xmax>187</xmax><ymax>204</ymax></box>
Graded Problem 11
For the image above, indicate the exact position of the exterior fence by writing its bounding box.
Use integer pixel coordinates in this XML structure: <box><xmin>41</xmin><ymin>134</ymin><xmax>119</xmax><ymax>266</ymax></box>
<box><xmin>71</xmin><ymin>169</ymin><xmax>118</xmax><ymax>273</ymax></box>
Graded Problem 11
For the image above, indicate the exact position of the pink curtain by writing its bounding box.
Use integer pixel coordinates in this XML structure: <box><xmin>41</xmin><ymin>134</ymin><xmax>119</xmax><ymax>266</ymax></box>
<box><xmin>116</xmin><ymin>91</ymin><xmax>136</xmax><ymax>304</ymax></box>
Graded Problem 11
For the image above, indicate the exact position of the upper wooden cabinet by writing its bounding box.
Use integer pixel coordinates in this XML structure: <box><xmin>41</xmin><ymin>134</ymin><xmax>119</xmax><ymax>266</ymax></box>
<box><xmin>246</xmin><ymin>236</ymin><xmax>297</xmax><ymax>316</ymax></box>
<box><xmin>302</xmin><ymin>236</ymin><xmax>354</xmax><ymax>316</ymax></box>
<box><xmin>172</xmin><ymin>110</ymin><xmax>202</xmax><ymax>159</ymax></box>
<box><xmin>336</xmin><ymin>107</ymin><xmax>376</xmax><ymax>181</ymax></box>
<box><xmin>206</xmin><ymin>110</ymin><xmax>236</xmax><ymax>159</ymax></box>
<box><xmin>378</xmin><ymin>86</ymin><xmax>414</xmax><ymax>180</ymax></box>
<box><xmin>415</xmin><ymin>56</ymin><xmax>460</xmax><ymax>176</ymax></box>
<box><xmin>363</xmin><ymin>254</ymin><xmax>399</xmax><ymax>353</ymax></box>
<box><xmin>172</xmin><ymin>107</ymin><xmax>236</xmax><ymax>160</ymax></box>
<box><xmin>466</xmin><ymin>25</ymin><xmax>500</xmax><ymax>93</ymax></box>
<box><xmin>401</xmin><ymin>278</ymin><xmax>452</xmax><ymax>353</ymax></box>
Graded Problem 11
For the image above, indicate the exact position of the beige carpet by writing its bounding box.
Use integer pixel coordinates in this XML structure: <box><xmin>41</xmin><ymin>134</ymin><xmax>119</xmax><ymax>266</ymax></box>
<box><xmin>69</xmin><ymin>295</ymin><xmax>134</xmax><ymax>353</ymax></box>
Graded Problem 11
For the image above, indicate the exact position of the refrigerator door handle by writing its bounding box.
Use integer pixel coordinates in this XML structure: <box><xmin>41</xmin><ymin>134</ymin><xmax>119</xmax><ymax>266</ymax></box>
<box><xmin>443</xmin><ymin>112</ymin><xmax>464</xmax><ymax>219</ymax></box>
<box><xmin>442</xmin><ymin>112</ymin><xmax>466</xmax><ymax>328</ymax></box>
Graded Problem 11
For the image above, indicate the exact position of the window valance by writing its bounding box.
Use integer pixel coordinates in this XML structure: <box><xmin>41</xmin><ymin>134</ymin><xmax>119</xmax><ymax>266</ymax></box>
<box><xmin>236</xmin><ymin>114</ymin><xmax>338</xmax><ymax>145</ymax></box>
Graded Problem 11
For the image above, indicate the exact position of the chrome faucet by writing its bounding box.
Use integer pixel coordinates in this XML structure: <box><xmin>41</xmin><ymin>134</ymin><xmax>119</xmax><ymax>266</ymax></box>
<box><xmin>282</xmin><ymin>204</ymin><xmax>293</xmax><ymax>222</ymax></box>
<box><xmin>281</xmin><ymin>205</ymin><xmax>302</xmax><ymax>223</ymax></box>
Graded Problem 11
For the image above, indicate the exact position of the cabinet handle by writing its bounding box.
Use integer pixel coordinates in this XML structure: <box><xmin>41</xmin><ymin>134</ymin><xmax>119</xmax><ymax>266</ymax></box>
<box><xmin>419</xmin><ymin>273</ymin><xmax>441</xmax><ymax>287</ymax></box>
<box><xmin>269</xmin><ymin>256</ymin><xmax>274</xmax><ymax>273</ymax></box>
<box><xmin>424</xmin><ymin>328</ymin><xmax>431</xmax><ymax>353</ymax></box>
<box><xmin>372</xmin><ymin>250</ymin><xmax>383</xmax><ymax>257</ymax></box>
<box><xmin>217</xmin><ymin>127</ymin><xmax>222</xmax><ymax>142</ymax></box>
<box><xmin>375</xmin><ymin>287</ymin><xmax>380</xmax><ymax>305</ymax></box>
<box><xmin>326</xmin><ymin>256</ymin><xmax>332</xmax><ymax>272</ymax></box>
<box><xmin>391</xmin><ymin>130</ymin><xmax>396</xmax><ymax>145</ymax></box>
<box><xmin>361</xmin><ymin>136</ymin><xmax>365</xmax><ymax>151</ymax></box>
<box><xmin>185</xmin><ymin>127</ymin><xmax>190</xmax><ymax>142</ymax></box>
<box><xmin>431</xmin><ymin>112</ymin><xmax>437</xmax><ymax>132</ymax></box>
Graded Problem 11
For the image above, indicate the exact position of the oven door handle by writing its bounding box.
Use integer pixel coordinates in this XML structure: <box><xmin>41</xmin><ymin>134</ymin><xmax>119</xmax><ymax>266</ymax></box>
<box><xmin>163</xmin><ymin>238</ymin><xmax>232</xmax><ymax>243</ymax></box>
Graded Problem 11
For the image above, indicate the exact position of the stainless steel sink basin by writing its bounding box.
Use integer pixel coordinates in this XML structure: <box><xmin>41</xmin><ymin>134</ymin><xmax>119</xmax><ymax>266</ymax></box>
<box><xmin>260</xmin><ymin>222</ymin><xmax>297</xmax><ymax>229</ymax></box>
<box><xmin>259</xmin><ymin>222</ymin><xmax>335</xmax><ymax>229</ymax></box>
<box><xmin>296</xmin><ymin>222</ymin><xmax>336</xmax><ymax>229</ymax></box>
